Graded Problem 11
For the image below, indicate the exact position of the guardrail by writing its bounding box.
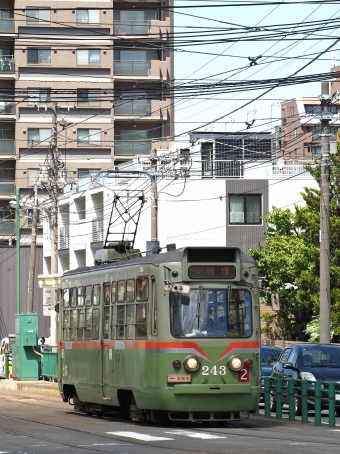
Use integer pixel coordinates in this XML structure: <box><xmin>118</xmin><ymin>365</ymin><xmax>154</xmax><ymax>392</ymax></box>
<box><xmin>259</xmin><ymin>376</ymin><xmax>337</xmax><ymax>427</ymax></box>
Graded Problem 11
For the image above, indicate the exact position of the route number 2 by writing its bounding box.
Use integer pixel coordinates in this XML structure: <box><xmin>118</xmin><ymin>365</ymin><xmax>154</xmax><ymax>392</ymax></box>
<box><xmin>238</xmin><ymin>367</ymin><xmax>249</xmax><ymax>382</ymax></box>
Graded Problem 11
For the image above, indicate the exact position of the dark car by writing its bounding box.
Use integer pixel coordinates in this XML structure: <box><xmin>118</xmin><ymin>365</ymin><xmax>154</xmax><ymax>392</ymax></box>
<box><xmin>261</xmin><ymin>346</ymin><xmax>282</xmax><ymax>377</ymax></box>
<box><xmin>260</xmin><ymin>346</ymin><xmax>282</xmax><ymax>400</ymax></box>
<box><xmin>270</xmin><ymin>343</ymin><xmax>340</xmax><ymax>415</ymax></box>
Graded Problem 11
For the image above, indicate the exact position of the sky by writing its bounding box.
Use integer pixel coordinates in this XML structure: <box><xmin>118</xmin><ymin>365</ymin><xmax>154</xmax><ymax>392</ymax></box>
<box><xmin>173</xmin><ymin>0</ymin><xmax>340</xmax><ymax>138</ymax></box>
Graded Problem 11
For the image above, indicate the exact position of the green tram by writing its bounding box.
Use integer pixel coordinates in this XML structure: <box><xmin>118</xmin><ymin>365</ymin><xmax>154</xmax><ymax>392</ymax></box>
<box><xmin>58</xmin><ymin>246</ymin><xmax>261</xmax><ymax>423</ymax></box>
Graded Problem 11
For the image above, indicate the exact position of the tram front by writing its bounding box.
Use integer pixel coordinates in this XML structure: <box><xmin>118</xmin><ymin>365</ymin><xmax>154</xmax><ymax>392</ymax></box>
<box><xmin>164</xmin><ymin>247</ymin><xmax>260</xmax><ymax>422</ymax></box>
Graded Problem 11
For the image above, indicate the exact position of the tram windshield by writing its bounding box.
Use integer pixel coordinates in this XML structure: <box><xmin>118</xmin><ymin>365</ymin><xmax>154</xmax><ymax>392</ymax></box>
<box><xmin>170</xmin><ymin>287</ymin><xmax>252</xmax><ymax>338</ymax></box>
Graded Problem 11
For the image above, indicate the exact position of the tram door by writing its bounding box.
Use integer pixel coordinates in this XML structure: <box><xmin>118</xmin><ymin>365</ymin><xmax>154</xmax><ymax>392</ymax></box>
<box><xmin>102</xmin><ymin>283</ymin><xmax>114</xmax><ymax>401</ymax></box>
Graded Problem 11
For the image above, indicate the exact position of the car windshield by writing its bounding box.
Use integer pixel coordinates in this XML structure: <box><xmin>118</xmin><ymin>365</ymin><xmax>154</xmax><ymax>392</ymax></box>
<box><xmin>170</xmin><ymin>286</ymin><xmax>252</xmax><ymax>338</ymax></box>
<box><xmin>301</xmin><ymin>346</ymin><xmax>340</xmax><ymax>367</ymax></box>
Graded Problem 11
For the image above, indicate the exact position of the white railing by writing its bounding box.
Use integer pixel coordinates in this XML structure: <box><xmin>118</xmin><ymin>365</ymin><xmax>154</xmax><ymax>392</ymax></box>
<box><xmin>59</xmin><ymin>226</ymin><xmax>69</xmax><ymax>249</ymax></box>
<box><xmin>92</xmin><ymin>217</ymin><xmax>104</xmax><ymax>243</ymax></box>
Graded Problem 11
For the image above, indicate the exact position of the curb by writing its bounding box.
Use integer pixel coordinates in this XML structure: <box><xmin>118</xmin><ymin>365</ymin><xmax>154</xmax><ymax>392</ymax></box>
<box><xmin>0</xmin><ymin>379</ymin><xmax>59</xmax><ymax>397</ymax></box>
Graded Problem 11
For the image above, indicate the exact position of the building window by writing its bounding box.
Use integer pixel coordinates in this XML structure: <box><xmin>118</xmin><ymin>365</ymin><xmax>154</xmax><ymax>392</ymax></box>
<box><xmin>310</xmin><ymin>146</ymin><xmax>321</xmax><ymax>158</ymax></box>
<box><xmin>0</xmin><ymin>129</ymin><xmax>13</xmax><ymax>140</ymax></box>
<box><xmin>77</xmin><ymin>129</ymin><xmax>101</xmax><ymax>145</ymax></box>
<box><xmin>27</xmin><ymin>128</ymin><xmax>51</xmax><ymax>145</ymax></box>
<box><xmin>229</xmin><ymin>194</ymin><xmax>261</xmax><ymax>225</ymax></box>
<box><xmin>77</xmin><ymin>89</ymin><xmax>101</xmax><ymax>106</ymax></box>
<box><xmin>26</xmin><ymin>7</ymin><xmax>50</xmax><ymax>24</ymax></box>
<box><xmin>77</xmin><ymin>49</ymin><xmax>100</xmax><ymax>65</ymax></box>
<box><xmin>27</xmin><ymin>168</ymin><xmax>40</xmax><ymax>186</ymax></box>
<box><xmin>78</xmin><ymin>169</ymin><xmax>100</xmax><ymax>178</ymax></box>
<box><xmin>27</xmin><ymin>48</ymin><xmax>51</xmax><ymax>64</ymax></box>
<box><xmin>201</xmin><ymin>142</ymin><xmax>213</xmax><ymax>178</ymax></box>
<box><xmin>76</xmin><ymin>9</ymin><xmax>100</xmax><ymax>24</ymax></box>
<box><xmin>27</xmin><ymin>88</ymin><xmax>51</xmax><ymax>106</ymax></box>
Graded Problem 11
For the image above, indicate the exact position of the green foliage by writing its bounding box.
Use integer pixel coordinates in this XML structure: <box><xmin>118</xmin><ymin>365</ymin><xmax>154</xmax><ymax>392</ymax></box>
<box><xmin>250</xmin><ymin>149</ymin><xmax>340</xmax><ymax>341</ymax></box>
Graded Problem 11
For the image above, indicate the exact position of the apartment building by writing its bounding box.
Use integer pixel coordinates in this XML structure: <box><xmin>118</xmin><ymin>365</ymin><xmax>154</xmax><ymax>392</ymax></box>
<box><xmin>0</xmin><ymin>0</ymin><xmax>173</xmax><ymax>244</ymax></box>
<box><xmin>280</xmin><ymin>96</ymin><xmax>339</xmax><ymax>161</ymax></box>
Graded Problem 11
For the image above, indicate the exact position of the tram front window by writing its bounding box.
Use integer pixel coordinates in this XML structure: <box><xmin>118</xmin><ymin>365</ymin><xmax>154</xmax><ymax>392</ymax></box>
<box><xmin>170</xmin><ymin>287</ymin><xmax>252</xmax><ymax>338</ymax></box>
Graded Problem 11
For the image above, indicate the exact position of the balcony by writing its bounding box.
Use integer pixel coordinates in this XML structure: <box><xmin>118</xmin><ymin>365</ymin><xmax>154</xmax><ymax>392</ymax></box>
<box><xmin>114</xmin><ymin>60</ymin><xmax>151</xmax><ymax>76</ymax></box>
<box><xmin>0</xmin><ymin>58</ymin><xmax>14</xmax><ymax>76</ymax></box>
<box><xmin>0</xmin><ymin>182</ymin><xmax>15</xmax><ymax>195</ymax></box>
<box><xmin>0</xmin><ymin>140</ymin><xmax>14</xmax><ymax>155</ymax></box>
<box><xmin>0</xmin><ymin>221</ymin><xmax>14</xmax><ymax>235</ymax></box>
<box><xmin>0</xmin><ymin>103</ymin><xmax>15</xmax><ymax>116</ymax></box>
<box><xmin>114</xmin><ymin>21</ymin><xmax>150</xmax><ymax>36</ymax></box>
<box><xmin>0</xmin><ymin>19</ymin><xmax>14</xmax><ymax>35</ymax></box>
<box><xmin>115</xmin><ymin>99</ymin><xmax>151</xmax><ymax>116</ymax></box>
<box><xmin>115</xmin><ymin>141</ymin><xmax>151</xmax><ymax>156</ymax></box>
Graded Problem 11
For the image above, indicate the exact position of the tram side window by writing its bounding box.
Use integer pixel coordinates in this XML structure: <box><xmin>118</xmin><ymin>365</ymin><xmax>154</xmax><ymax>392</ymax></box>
<box><xmin>136</xmin><ymin>303</ymin><xmax>148</xmax><ymax>338</ymax></box>
<box><xmin>111</xmin><ymin>282</ymin><xmax>116</xmax><ymax>303</ymax></box>
<box><xmin>63</xmin><ymin>288</ymin><xmax>70</xmax><ymax>307</ymax></box>
<box><xmin>92</xmin><ymin>308</ymin><xmax>100</xmax><ymax>340</ymax></box>
<box><xmin>70</xmin><ymin>287</ymin><xmax>77</xmax><ymax>307</ymax></box>
<box><xmin>126</xmin><ymin>304</ymin><xmax>135</xmax><ymax>338</ymax></box>
<box><xmin>85</xmin><ymin>285</ymin><xmax>92</xmax><ymax>306</ymax></box>
<box><xmin>126</xmin><ymin>279</ymin><xmax>135</xmax><ymax>302</ymax></box>
<box><xmin>104</xmin><ymin>283</ymin><xmax>111</xmax><ymax>305</ymax></box>
<box><xmin>70</xmin><ymin>309</ymin><xmax>77</xmax><ymax>341</ymax></box>
<box><xmin>104</xmin><ymin>306</ymin><xmax>110</xmax><ymax>339</ymax></box>
<box><xmin>63</xmin><ymin>308</ymin><xmax>70</xmax><ymax>341</ymax></box>
<box><xmin>85</xmin><ymin>308</ymin><xmax>92</xmax><ymax>340</ymax></box>
<box><xmin>93</xmin><ymin>284</ymin><xmax>100</xmax><ymax>305</ymax></box>
<box><xmin>77</xmin><ymin>286</ymin><xmax>84</xmax><ymax>306</ymax></box>
<box><xmin>111</xmin><ymin>305</ymin><xmax>117</xmax><ymax>339</ymax></box>
<box><xmin>136</xmin><ymin>277</ymin><xmax>148</xmax><ymax>301</ymax></box>
<box><xmin>78</xmin><ymin>309</ymin><xmax>85</xmax><ymax>340</ymax></box>
<box><xmin>117</xmin><ymin>280</ymin><xmax>125</xmax><ymax>303</ymax></box>
<box><xmin>117</xmin><ymin>305</ymin><xmax>125</xmax><ymax>339</ymax></box>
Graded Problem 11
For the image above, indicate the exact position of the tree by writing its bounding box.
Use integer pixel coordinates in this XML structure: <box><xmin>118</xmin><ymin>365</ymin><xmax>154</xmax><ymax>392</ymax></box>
<box><xmin>250</xmin><ymin>148</ymin><xmax>340</xmax><ymax>342</ymax></box>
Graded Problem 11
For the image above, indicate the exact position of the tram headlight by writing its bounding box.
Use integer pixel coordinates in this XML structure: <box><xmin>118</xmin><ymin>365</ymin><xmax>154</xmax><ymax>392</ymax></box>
<box><xmin>228</xmin><ymin>355</ymin><xmax>244</xmax><ymax>371</ymax></box>
<box><xmin>183</xmin><ymin>356</ymin><xmax>200</xmax><ymax>372</ymax></box>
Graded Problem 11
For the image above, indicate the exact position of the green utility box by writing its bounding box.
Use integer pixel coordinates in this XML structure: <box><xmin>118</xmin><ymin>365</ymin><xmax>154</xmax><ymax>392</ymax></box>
<box><xmin>12</xmin><ymin>313</ymin><xmax>39</xmax><ymax>381</ymax></box>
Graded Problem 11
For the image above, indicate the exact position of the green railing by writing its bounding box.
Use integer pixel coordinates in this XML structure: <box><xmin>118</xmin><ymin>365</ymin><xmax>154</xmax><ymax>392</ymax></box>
<box><xmin>260</xmin><ymin>376</ymin><xmax>338</xmax><ymax>427</ymax></box>
<box><xmin>40</xmin><ymin>346</ymin><xmax>58</xmax><ymax>381</ymax></box>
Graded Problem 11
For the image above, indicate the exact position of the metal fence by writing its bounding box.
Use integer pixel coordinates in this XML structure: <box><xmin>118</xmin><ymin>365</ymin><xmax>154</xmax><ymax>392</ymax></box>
<box><xmin>258</xmin><ymin>376</ymin><xmax>338</xmax><ymax>427</ymax></box>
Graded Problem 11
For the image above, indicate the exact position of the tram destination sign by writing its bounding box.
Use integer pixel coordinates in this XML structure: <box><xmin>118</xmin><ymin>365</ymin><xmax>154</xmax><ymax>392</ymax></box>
<box><xmin>188</xmin><ymin>265</ymin><xmax>236</xmax><ymax>279</ymax></box>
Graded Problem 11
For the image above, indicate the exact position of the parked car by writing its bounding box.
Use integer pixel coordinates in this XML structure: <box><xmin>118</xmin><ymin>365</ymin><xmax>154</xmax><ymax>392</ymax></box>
<box><xmin>270</xmin><ymin>343</ymin><xmax>340</xmax><ymax>416</ymax></box>
<box><xmin>260</xmin><ymin>346</ymin><xmax>282</xmax><ymax>400</ymax></box>
<box><xmin>261</xmin><ymin>346</ymin><xmax>283</xmax><ymax>377</ymax></box>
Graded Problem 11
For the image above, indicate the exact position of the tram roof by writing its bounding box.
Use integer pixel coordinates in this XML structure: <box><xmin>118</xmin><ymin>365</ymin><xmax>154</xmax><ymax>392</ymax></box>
<box><xmin>62</xmin><ymin>248</ymin><xmax>256</xmax><ymax>278</ymax></box>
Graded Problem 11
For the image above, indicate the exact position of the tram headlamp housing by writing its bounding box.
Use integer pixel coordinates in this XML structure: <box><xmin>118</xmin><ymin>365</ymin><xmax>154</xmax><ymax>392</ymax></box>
<box><xmin>183</xmin><ymin>355</ymin><xmax>200</xmax><ymax>372</ymax></box>
<box><xmin>228</xmin><ymin>355</ymin><xmax>244</xmax><ymax>371</ymax></box>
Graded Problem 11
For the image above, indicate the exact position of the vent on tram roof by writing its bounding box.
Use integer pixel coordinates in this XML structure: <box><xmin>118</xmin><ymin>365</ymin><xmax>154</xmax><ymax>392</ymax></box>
<box><xmin>187</xmin><ymin>248</ymin><xmax>237</xmax><ymax>263</ymax></box>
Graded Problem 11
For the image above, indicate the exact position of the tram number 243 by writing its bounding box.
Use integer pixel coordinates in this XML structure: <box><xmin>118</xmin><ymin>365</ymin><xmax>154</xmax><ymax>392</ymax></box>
<box><xmin>201</xmin><ymin>365</ymin><xmax>250</xmax><ymax>382</ymax></box>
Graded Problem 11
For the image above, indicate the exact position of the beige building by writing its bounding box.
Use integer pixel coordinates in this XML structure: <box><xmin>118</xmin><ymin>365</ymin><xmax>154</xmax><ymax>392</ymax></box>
<box><xmin>0</xmin><ymin>0</ymin><xmax>173</xmax><ymax>242</ymax></box>
<box><xmin>281</xmin><ymin>95</ymin><xmax>339</xmax><ymax>161</ymax></box>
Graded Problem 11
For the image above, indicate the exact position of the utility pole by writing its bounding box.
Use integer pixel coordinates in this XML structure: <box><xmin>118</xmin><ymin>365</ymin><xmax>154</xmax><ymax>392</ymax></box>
<box><xmin>150</xmin><ymin>148</ymin><xmax>158</xmax><ymax>247</ymax></box>
<box><xmin>319</xmin><ymin>82</ymin><xmax>331</xmax><ymax>344</ymax></box>
<box><xmin>15</xmin><ymin>188</ymin><xmax>20</xmax><ymax>314</ymax></box>
<box><xmin>27</xmin><ymin>182</ymin><xmax>38</xmax><ymax>313</ymax></box>
<box><xmin>40</xmin><ymin>103</ymin><xmax>61</xmax><ymax>345</ymax></box>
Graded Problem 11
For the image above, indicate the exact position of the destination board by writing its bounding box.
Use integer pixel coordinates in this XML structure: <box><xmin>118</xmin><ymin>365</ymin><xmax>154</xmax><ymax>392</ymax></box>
<box><xmin>188</xmin><ymin>265</ymin><xmax>236</xmax><ymax>279</ymax></box>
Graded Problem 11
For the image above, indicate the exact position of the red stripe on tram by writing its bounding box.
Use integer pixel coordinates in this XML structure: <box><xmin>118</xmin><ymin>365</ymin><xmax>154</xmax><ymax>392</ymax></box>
<box><xmin>216</xmin><ymin>342</ymin><xmax>260</xmax><ymax>362</ymax></box>
<box><xmin>58</xmin><ymin>341</ymin><xmax>211</xmax><ymax>360</ymax></box>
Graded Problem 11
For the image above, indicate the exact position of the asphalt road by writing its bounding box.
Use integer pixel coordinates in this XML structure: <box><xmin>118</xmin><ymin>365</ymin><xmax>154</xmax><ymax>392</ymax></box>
<box><xmin>1</xmin><ymin>392</ymin><xmax>340</xmax><ymax>454</ymax></box>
